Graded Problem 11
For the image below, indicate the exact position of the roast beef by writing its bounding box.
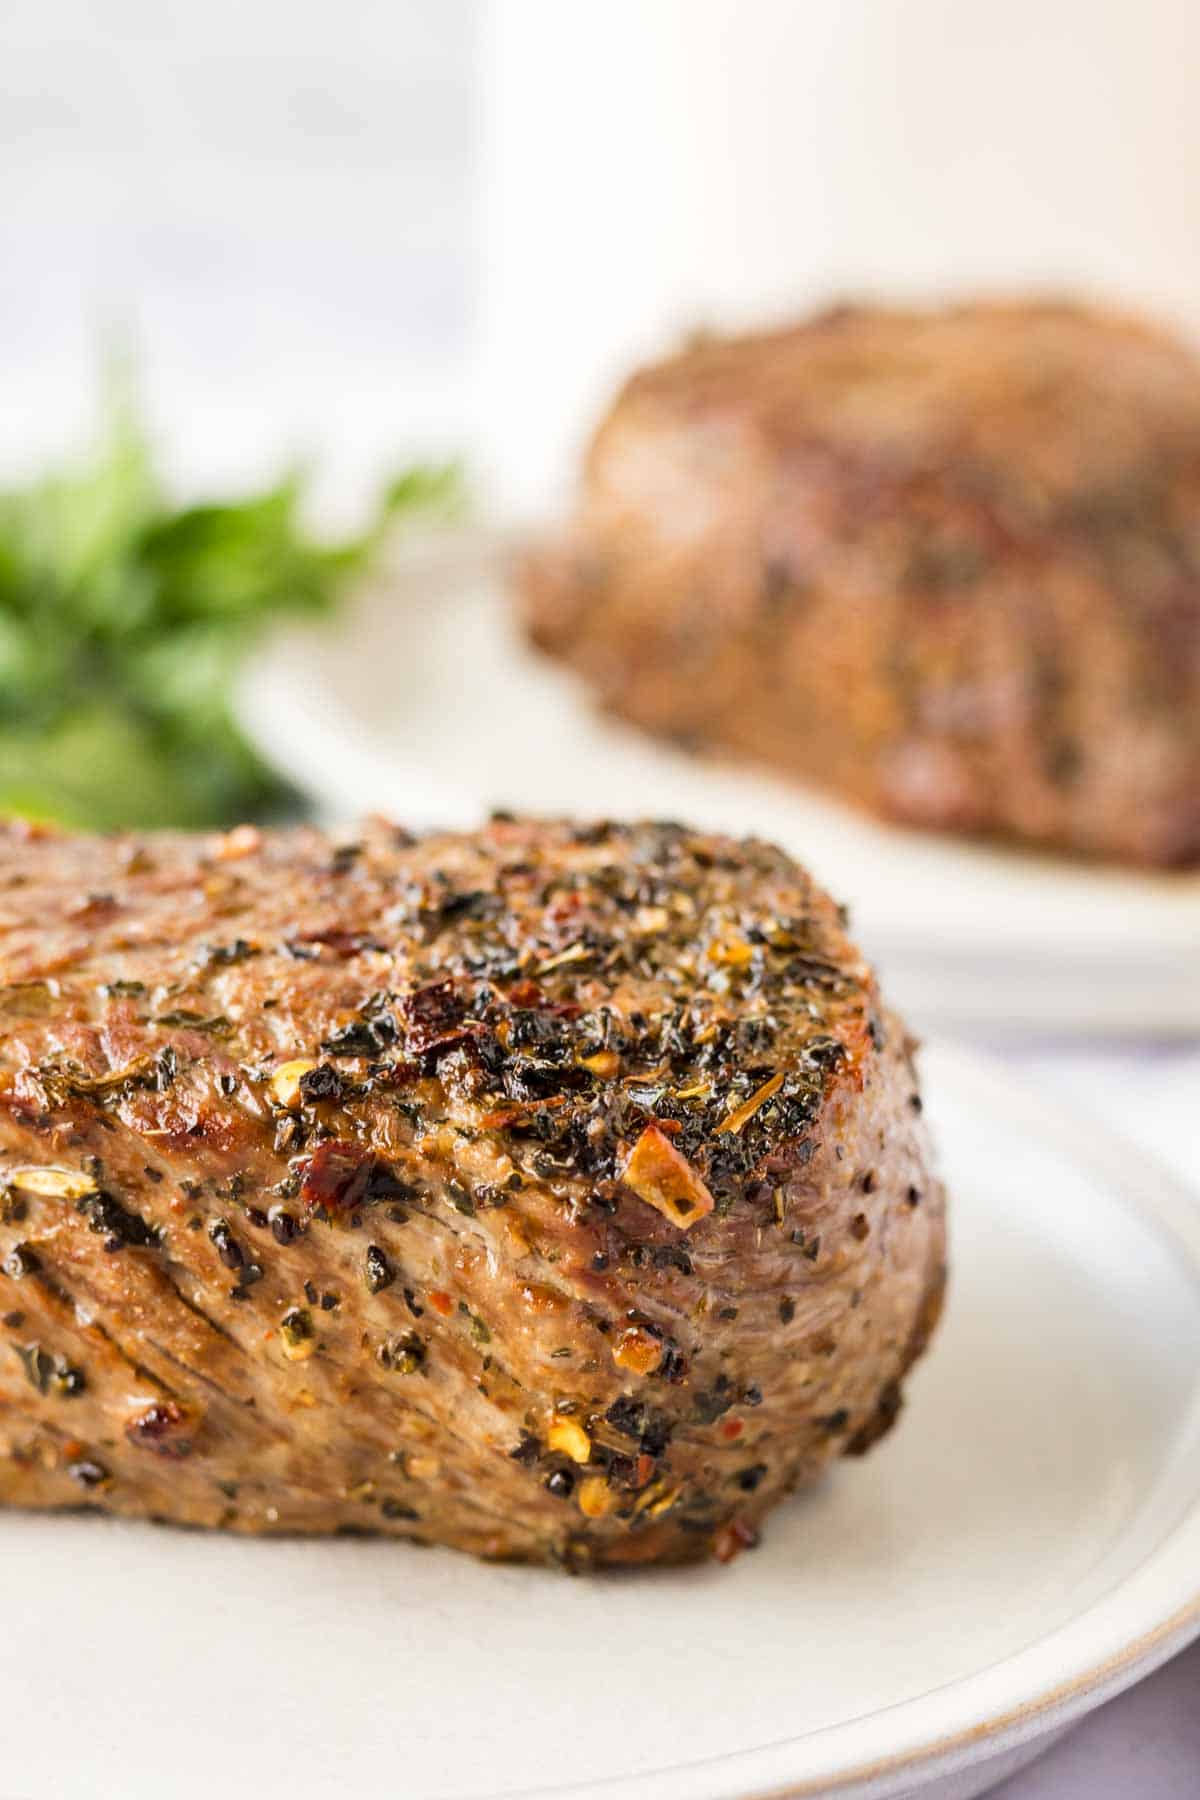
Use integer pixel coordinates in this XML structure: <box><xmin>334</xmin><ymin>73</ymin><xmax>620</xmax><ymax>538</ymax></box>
<box><xmin>0</xmin><ymin>816</ymin><xmax>945</xmax><ymax>1568</ymax></box>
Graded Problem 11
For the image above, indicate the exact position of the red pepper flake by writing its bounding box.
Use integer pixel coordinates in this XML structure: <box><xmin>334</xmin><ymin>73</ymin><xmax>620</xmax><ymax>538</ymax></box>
<box><xmin>402</xmin><ymin>980</ymin><xmax>471</xmax><ymax>1056</ymax></box>
<box><xmin>428</xmin><ymin>1290</ymin><xmax>454</xmax><ymax>1318</ymax></box>
<box><xmin>713</xmin><ymin>1517</ymin><xmax>760</xmax><ymax>1563</ymax></box>
<box><xmin>125</xmin><ymin>1401</ymin><xmax>193</xmax><ymax>1459</ymax></box>
<box><xmin>720</xmin><ymin>1417</ymin><xmax>744</xmax><ymax>1441</ymax></box>
<box><xmin>299</xmin><ymin>1140</ymin><xmax>375</xmax><ymax>1216</ymax></box>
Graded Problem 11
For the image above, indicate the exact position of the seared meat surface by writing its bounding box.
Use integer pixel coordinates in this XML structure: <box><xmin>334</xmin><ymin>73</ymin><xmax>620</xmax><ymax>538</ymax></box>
<box><xmin>522</xmin><ymin>301</ymin><xmax>1200</xmax><ymax>866</ymax></box>
<box><xmin>0</xmin><ymin>816</ymin><xmax>944</xmax><ymax>1568</ymax></box>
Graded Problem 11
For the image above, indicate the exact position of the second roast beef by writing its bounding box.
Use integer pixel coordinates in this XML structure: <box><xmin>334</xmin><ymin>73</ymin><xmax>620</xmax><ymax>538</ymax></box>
<box><xmin>522</xmin><ymin>301</ymin><xmax>1200</xmax><ymax>865</ymax></box>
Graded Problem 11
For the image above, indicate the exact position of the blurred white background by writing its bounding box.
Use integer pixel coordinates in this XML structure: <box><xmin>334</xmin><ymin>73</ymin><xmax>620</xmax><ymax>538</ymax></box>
<box><xmin>4</xmin><ymin>1</ymin><xmax>1198</xmax><ymax>513</ymax></box>
<box><xmin>0</xmin><ymin>0</ymin><xmax>475</xmax><ymax>503</ymax></box>
<box><xmin>478</xmin><ymin>0</ymin><xmax>1200</xmax><ymax>513</ymax></box>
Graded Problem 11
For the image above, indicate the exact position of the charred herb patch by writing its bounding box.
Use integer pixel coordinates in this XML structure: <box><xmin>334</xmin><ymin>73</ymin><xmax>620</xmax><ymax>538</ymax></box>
<box><xmin>279</xmin><ymin>1307</ymin><xmax>315</xmax><ymax>1358</ymax></box>
<box><xmin>13</xmin><ymin>1343</ymin><xmax>86</xmax><ymax>1397</ymax></box>
<box><xmin>155</xmin><ymin>1011</ymin><xmax>233</xmax><ymax>1038</ymax></box>
<box><xmin>76</xmin><ymin>1189</ymin><xmax>160</xmax><ymax>1251</ymax></box>
<box><xmin>650</xmin><ymin>1243</ymin><xmax>693</xmax><ymax>1276</ymax></box>
<box><xmin>209</xmin><ymin>1218</ymin><xmax>244</xmax><ymax>1269</ymax></box>
<box><xmin>230</xmin><ymin>1262</ymin><xmax>263</xmax><ymax>1301</ymax></box>
<box><xmin>604</xmin><ymin>1395</ymin><xmax>645</xmax><ymax>1439</ymax></box>
<box><xmin>378</xmin><ymin>1333</ymin><xmax>426</xmax><ymax>1374</ymax></box>
<box><xmin>604</xmin><ymin>1395</ymin><xmax>673</xmax><ymax>1457</ymax></box>
<box><xmin>298</xmin><ymin>1064</ymin><xmax>345</xmax><ymax>1104</ymax></box>
<box><xmin>198</xmin><ymin>938</ymin><xmax>259</xmax><ymax>968</ymax></box>
<box><xmin>402</xmin><ymin>981</ymin><xmax>470</xmax><ymax>1057</ymax></box>
<box><xmin>322</xmin><ymin>1018</ymin><xmax>395</xmax><ymax>1057</ymax></box>
<box><xmin>269</xmin><ymin>1205</ymin><xmax>299</xmax><ymax>1244</ymax></box>
<box><xmin>421</xmin><ymin>886</ymin><xmax>502</xmax><ymax>931</ymax></box>
<box><xmin>364</xmin><ymin>1245</ymin><xmax>395</xmax><ymax>1293</ymax></box>
<box><xmin>380</xmin><ymin>1498</ymin><xmax>420</xmax><ymax>1521</ymax></box>
<box><xmin>692</xmin><ymin>1376</ymin><xmax>735</xmax><ymax>1425</ymax></box>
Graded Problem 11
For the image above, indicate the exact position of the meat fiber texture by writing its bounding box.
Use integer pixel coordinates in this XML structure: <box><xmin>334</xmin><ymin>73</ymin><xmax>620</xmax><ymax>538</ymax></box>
<box><xmin>521</xmin><ymin>300</ymin><xmax>1200</xmax><ymax>866</ymax></box>
<box><xmin>0</xmin><ymin>816</ymin><xmax>945</xmax><ymax>1570</ymax></box>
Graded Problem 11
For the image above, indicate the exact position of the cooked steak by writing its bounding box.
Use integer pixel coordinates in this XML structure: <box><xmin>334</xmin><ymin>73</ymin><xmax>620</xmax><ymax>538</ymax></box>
<box><xmin>0</xmin><ymin>816</ymin><xmax>944</xmax><ymax>1568</ymax></box>
<box><xmin>521</xmin><ymin>301</ymin><xmax>1200</xmax><ymax>866</ymax></box>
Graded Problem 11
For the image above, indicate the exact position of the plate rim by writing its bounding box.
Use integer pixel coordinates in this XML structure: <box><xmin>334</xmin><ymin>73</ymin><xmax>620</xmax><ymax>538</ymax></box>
<box><xmin>496</xmin><ymin>1043</ymin><xmax>1200</xmax><ymax>1800</ymax></box>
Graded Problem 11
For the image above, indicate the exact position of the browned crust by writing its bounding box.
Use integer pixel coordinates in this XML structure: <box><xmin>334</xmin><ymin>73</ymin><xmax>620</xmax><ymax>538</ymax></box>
<box><xmin>0</xmin><ymin>817</ymin><xmax>945</xmax><ymax>1567</ymax></box>
<box><xmin>521</xmin><ymin>300</ymin><xmax>1200</xmax><ymax>866</ymax></box>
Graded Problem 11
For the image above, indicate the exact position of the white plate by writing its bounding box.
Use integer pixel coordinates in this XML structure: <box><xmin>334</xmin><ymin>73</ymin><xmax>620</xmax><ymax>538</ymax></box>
<box><xmin>238</xmin><ymin>529</ymin><xmax>1200</xmax><ymax>1036</ymax></box>
<box><xmin>3</xmin><ymin>1045</ymin><xmax>1200</xmax><ymax>1800</ymax></box>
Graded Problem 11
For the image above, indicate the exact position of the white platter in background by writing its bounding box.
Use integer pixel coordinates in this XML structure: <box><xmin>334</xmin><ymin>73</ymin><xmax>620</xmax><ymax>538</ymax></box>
<box><xmin>2</xmin><ymin>1045</ymin><xmax>1200</xmax><ymax>1800</ymax></box>
<box><xmin>238</xmin><ymin>530</ymin><xmax>1200</xmax><ymax>1037</ymax></box>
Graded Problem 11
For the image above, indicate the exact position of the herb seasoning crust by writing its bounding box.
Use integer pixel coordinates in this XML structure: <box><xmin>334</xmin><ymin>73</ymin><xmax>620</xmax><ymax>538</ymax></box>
<box><xmin>522</xmin><ymin>301</ymin><xmax>1200</xmax><ymax>866</ymax></box>
<box><xmin>0</xmin><ymin>816</ymin><xmax>945</xmax><ymax>1569</ymax></box>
